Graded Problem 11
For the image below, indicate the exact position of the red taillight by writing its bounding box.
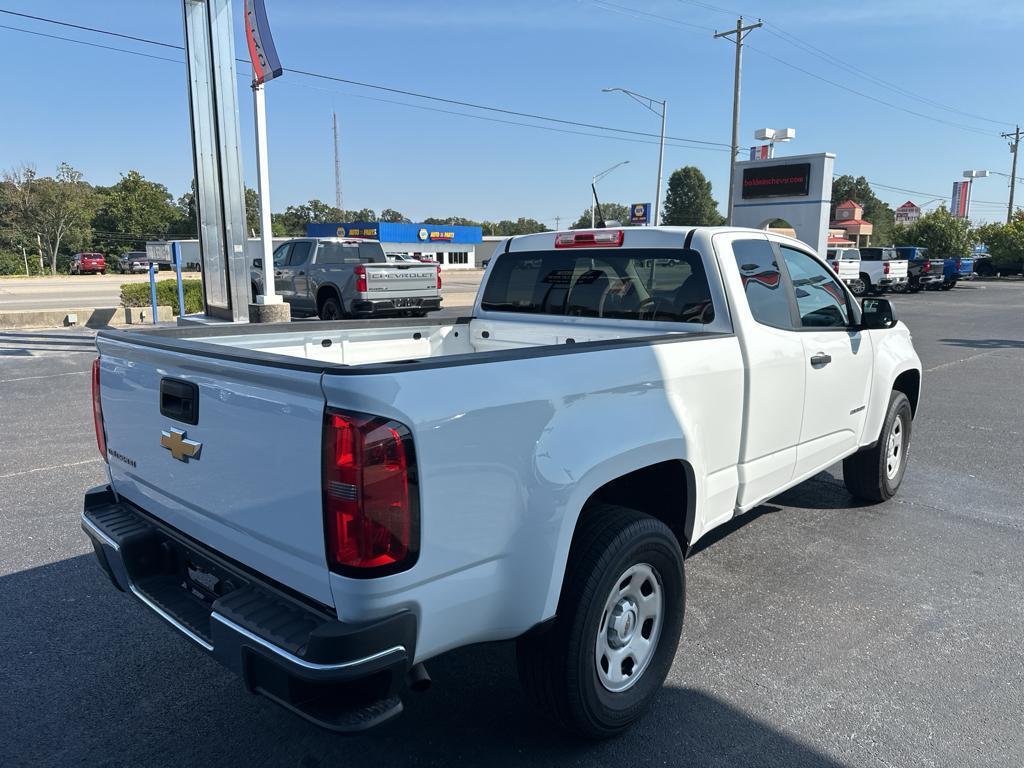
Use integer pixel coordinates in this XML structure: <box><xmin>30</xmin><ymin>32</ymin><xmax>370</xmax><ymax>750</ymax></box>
<box><xmin>923</xmin><ymin>260</ymin><xmax>931</xmax><ymax>272</ymax></box>
<box><xmin>323</xmin><ymin>409</ymin><xmax>418</xmax><ymax>576</ymax></box>
<box><xmin>92</xmin><ymin>357</ymin><xmax>107</xmax><ymax>462</ymax></box>
<box><xmin>354</xmin><ymin>264</ymin><xmax>367</xmax><ymax>293</ymax></box>
<box><xmin>554</xmin><ymin>230</ymin><xmax>624</xmax><ymax>248</ymax></box>
<box><xmin>436</xmin><ymin>265</ymin><xmax>442</xmax><ymax>289</ymax></box>
<box><xmin>883</xmin><ymin>261</ymin><xmax>890</xmax><ymax>274</ymax></box>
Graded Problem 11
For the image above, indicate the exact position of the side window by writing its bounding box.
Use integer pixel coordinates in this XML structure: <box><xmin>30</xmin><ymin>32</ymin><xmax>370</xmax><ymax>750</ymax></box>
<box><xmin>288</xmin><ymin>241</ymin><xmax>312</xmax><ymax>266</ymax></box>
<box><xmin>272</xmin><ymin>243</ymin><xmax>291</xmax><ymax>268</ymax></box>
<box><xmin>779</xmin><ymin>246</ymin><xmax>850</xmax><ymax>328</ymax></box>
<box><xmin>732</xmin><ymin>239</ymin><xmax>793</xmax><ymax>329</ymax></box>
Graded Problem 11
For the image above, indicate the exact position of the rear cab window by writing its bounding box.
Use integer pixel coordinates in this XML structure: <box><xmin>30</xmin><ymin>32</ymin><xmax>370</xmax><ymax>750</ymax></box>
<box><xmin>480</xmin><ymin>247</ymin><xmax>715</xmax><ymax>324</ymax></box>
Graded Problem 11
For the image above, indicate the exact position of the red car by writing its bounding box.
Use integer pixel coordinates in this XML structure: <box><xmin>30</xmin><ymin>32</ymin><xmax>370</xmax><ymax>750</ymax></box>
<box><xmin>70</xmin><ymin>253</ymin><xmax>106</xmax><ymax>275</ymax></box>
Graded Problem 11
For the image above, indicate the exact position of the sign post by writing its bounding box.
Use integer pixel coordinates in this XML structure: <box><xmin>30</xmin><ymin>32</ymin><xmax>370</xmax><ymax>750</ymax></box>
<box><xmin>245</xmin><ymin>0</ymin><xmax>286</xmax><ymax>321</ymax></box>
<box><xmin>182</xmin><ymin>0</ymin><xmax>250</xmax><ymax>322</ymax></box>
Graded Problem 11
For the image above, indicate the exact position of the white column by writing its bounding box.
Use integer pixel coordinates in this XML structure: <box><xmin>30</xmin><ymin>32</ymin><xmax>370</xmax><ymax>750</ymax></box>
<box><xmin>253</xmin><ymin>82</ymin><xmax>280</xmax><ymax>305</ymax></box>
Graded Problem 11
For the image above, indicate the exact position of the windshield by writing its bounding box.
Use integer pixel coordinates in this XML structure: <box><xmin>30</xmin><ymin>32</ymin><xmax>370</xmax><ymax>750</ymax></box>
<box><xmin>480</xmin><ymin>248</ymin><xmax>714</xmax><ymax>324</ymax></box>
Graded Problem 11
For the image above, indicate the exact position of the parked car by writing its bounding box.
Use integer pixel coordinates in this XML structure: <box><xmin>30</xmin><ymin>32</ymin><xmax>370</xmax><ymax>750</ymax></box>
<box><xmin>83</xmin><ymin>226</ymin><xmax>921</xmax><ymax>737</ymax></box>
<box><xmin>117</xmin><ymin>252</ymin><xmax>149</xmax><ymax>274</ymax></box>
<box><xmin>69</xmin><ymin>252</ymin><xmax>106</xmax><ymax>275</ymax></box>
<box><xmin>825</xmin><ymin>247</ymin><xmax>865</xmax><ymax>295</ymax></box>
<box><xmin>856</xmin><ymin>247</ymin><xmax>908</xmax><ymax>294</ymax></box>
<box><xmin>250</xmin><ymin>237</ymin><xmax>442</xmax><ymax>319</ymax></box>
<box><xmin>889</xmin><ymin>247</ymin><xmax>943</xmax><ymax>292</ymax></box>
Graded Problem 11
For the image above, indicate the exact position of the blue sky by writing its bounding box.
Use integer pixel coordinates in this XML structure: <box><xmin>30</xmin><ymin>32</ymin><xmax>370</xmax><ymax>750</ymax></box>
<box><xmin>0</xmin><ymin>0</ymin><xmax>1021</xmax><ymax>224</ymax></box>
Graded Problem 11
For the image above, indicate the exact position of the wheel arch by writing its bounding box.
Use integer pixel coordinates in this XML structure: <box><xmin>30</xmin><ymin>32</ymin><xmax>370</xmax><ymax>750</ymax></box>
<box><xmin>316</xmin><ymin>283</ymin><xmax>342</xmax><ymax>313</ymax></box>
<box><xmin>541</xmin><ymin>457</ymin><xmax>697</xmax><ymax>619</ymax></box>
<box><xmin>893</xmin><ymin>368</ymin><xmax>921</xmax><ymax>416</ymax></box>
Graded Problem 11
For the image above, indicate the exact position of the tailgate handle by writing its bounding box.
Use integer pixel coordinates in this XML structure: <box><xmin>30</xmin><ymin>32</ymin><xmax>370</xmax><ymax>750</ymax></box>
<box><xmin>160</xmin><ymin>378</ymin><xmax>199</xmax><ymax>425</ymax></box>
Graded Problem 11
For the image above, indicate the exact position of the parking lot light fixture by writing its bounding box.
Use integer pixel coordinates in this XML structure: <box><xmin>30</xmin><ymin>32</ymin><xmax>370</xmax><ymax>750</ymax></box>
<box><xmin>603</xmin><ymin>88</ymin><xmax>667</xmax><ymax>226</ymax></box>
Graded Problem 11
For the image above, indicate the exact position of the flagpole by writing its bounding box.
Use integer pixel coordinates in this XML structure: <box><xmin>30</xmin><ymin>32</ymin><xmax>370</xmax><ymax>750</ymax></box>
<box><xmin>253</xmin><ymin>80</ymin><xmax>279</xmax><ymax>305</ymax></box>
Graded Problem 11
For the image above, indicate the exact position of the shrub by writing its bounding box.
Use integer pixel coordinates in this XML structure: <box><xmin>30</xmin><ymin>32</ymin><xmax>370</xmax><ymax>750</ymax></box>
<box><xmin>0</xmin><ymin>252</ymin><xmax>30</xmax><ymax>275</ymax></box>
<box><xmin>120</xmin><ymin>279</ymin><xmax>204</xmax><ymax>316</ymax></box>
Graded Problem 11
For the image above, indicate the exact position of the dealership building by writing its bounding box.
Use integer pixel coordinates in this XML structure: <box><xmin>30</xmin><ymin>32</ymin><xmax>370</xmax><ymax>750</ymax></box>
<box><xmin>306</xmin><ymin>221</ymin><xmax>484</xmax><ymax>269</ymax></box>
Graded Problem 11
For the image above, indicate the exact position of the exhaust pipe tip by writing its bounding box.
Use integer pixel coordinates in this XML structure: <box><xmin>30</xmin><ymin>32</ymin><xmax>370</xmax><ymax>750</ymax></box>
<box><xmin>407</xmin><ymin>662</ymin><xmax>431</xmax><ymax>692</ymax></box>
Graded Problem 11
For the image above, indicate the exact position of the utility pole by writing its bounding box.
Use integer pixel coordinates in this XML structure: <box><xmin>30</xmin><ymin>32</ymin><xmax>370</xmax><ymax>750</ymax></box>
<box><xmin>715</xmin><ymin>17</ymin><xmax>763</xmax><ymax>225</ymax></box>
<box><xmin>1002</xmin><ymin>125</ymin><xmax>1020</xmax><ymax>224</ymax></box>
<box><xmin>333</xmin><ymin>111</ymin><xmax>344</xmax><ymax>213</ymax></box>
<box><xmin>554</xmin><ymin>215</ymin><xmax>562</xmax><ymax>230</ymax></box>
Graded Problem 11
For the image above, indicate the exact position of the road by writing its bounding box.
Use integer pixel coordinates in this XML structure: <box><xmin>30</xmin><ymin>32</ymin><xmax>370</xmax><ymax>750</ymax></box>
<box><xmin>1</xmin><ymin>282</ymin><xmax>1022</xmax><ymax>767</ymax></box>
<box><xmin>0</xmin><ymin>270</ymin><xmax>484</xmax><ymax>312</ymax></box>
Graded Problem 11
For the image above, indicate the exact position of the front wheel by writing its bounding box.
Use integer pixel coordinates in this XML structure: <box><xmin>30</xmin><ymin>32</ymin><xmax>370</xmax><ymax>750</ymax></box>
<box><xmin>516</xmin><ymin>505</ymin><xmax>685</xmax><ymax>739</ymax></box>
<box><xmin>843</xmin><ymin>391</ymin><xmax>913</xmax><ymax>502</ymax></box>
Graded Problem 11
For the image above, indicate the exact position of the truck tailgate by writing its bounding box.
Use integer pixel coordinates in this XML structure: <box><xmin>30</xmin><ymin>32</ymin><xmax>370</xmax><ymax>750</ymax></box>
<box><xmin>363</xmin><ymin>264</ymin><xmax>438</xmax><ymax>298</ymax></box>
<box><xmin>96</xmin><ymin>335</ymin><xmax>334</xmax><ymax>606</ymax></box>
<box><xmin>886</xmin><ymin>259</ymin><xmax>908</xmax><ymax>279</ymax></box>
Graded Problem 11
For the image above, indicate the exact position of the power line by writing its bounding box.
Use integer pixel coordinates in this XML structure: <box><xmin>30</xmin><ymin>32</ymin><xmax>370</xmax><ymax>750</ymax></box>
<box><xmin>587</xmin><ymin>0</ymin><xmax>1005</xmax><ymax>138</ymax></box>
<box><xmin>664</xmin><ymin>0</ymin><xmax>1015</xmax><ymax>128</ymax></box>
<box><xmin>0</xmin><ymin>8</ymin><xmax>731</xmax><ymax>150</ymax></box>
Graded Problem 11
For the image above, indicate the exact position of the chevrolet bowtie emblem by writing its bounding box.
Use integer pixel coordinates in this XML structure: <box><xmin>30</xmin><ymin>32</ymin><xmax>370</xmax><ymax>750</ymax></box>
<box><xmin>160</xmin><ymin>428</ymin><xmax>202</xmax><ymax>462</ymax></box>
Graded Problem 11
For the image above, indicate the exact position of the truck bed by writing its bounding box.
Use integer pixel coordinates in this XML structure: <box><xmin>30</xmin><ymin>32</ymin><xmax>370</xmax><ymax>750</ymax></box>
<box><xmin>102</xmin><ymin>316</ymin><xmax>702</xmax><ymax>370</ymax></box>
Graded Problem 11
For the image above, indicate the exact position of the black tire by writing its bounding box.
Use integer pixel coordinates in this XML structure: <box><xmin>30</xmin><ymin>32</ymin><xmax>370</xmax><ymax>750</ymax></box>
<box><xmin>843</xmin><ymin>391</ymin><xmax>913</xmax><ymax>502</ymax></box>
<box><xmin>318</xmin><ymin>295</ymin><xmax>344</xmax><ymax>321</ymax></box>
<box><xmin>854</xmin><ymin>274</ymin><xmax>872</xmax><ymax>297</ymax></box>
<box><xmin>516</xmin><ymin>504</ymin><xmax>685</xmax><ymax>739</ymax></box>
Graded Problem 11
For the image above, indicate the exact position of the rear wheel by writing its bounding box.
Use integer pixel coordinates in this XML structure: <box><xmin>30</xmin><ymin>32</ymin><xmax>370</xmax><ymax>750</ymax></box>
<box><xmin>843</xmin><ymin>391</ymin><xmax>913</xmax><ymax>502</ymax></box>
<box><xmin>318</xmin><ymin>295</ymin><xmax>344</xmax><ymax>321</ymax></box>
<box><xmin>516</xmin><ymin>504</ymin><xmax>685</xmax><ymax>739</ymax></box>
<box><xmin>853</xmin><ymin>274</ymin><xmax>871</xmax><ymax>296</ymax></box>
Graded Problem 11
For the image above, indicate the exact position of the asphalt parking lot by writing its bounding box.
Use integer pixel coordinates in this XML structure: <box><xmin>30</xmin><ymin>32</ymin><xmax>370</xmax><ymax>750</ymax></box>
<box><xmin>1</xmin><ymin>282</ymin><xmax>1022</xmax><ymax>767</ymax></box>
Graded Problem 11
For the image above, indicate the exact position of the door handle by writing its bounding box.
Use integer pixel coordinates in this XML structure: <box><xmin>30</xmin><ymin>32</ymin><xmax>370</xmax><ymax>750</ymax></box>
<box><xmin>810</xmin><ymin>353</ymin><xmax>832</xmax><ymax>367</ymax></box>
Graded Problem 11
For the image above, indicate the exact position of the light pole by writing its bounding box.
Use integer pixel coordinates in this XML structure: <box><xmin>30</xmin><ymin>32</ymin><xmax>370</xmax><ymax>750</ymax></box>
<box><xmin>591</xmin><ymin>160</ymin><xmax>630</xmax><ymax>228</ymax></box>
<box><xmin>603</xmin><ymin>88</ymin><xmax>667</xmax><ymax>226</ymax></box>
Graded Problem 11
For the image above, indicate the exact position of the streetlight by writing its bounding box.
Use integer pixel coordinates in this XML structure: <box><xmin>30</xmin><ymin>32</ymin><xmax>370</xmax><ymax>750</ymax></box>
<box><xmin>603</xmin><ymin>87</ymin><xmax>667</xmax><ymax>226</ymax></box>
<box><xmin>591</xmin><ymin>160</ymin><xmax>630</xmax><ymax>228</ymax></box>
<box><xmin>962</xmin><ymin>170</ymin><xmax>990</xmax><ymax>220</ymax></box>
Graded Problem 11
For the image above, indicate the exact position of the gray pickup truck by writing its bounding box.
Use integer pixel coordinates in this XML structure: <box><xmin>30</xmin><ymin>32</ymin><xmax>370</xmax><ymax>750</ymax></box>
<box><xmin>251</xmin><ymin>238</ymin><xmax>442</xmax><ymax>320</ymax></box>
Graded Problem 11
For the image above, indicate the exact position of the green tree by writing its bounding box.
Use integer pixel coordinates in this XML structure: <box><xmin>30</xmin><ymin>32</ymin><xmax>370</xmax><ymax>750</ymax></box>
<box><xmin>245</xmin><ymin>187</ymin><xmax>261</xmax><ymax>236</ymax></box>
<box><xmin>486</xmin><ymin>217</ymin><xmax>548</xmax><ymax>235</ymax></box>
<box><xmin>974</xmin><ymin>212</ymin><xmax>1024</xmax><ymax>271</ymax></box>
<box><xmin>661</xmin><ymin>166</ymin><xmax>725</xmax><ymax>226</ymax></box>
<box><xmin>380</xmin><ymin>208</ymin><xmax>410</xmax><ymax>223</ymax></box>
<box><xmin>831</xmin><ymin>175</ymin><xmax>896</xmax><ymax>245</ymax></box>
<box><xmin>424</xmin><ymin>216</ymin><xmax>482</xmax><ymax>227</ymax></box>
<box><xmin>271</xmin><ymin>201</ymin><xmax>377</xmax><ymax>236</ymax></box>
<box><xmin>894</xmin><ymin>206</ymin><xmax>974</xmax><ymax>258</ymax></box>
<box><xmin>92</xmin><ymin>170</ymin><xmax>181</xmax><ymax>256</ymax></box>
<box><xmin>570</xmin><ymin>203</ymin><xmax>634</xmax><ymax>229</ymax></box>
<box><xmin>4</xmin><ymin>163</ymin><xmax>98</xmax><ymax>274</ymax></box>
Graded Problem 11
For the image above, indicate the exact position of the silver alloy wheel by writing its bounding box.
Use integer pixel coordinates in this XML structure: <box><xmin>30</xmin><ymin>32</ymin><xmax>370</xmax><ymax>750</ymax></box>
<box><xmin>886</xmin><ymin>413</ymin><xmax>905</xmax><ymax>480</ymax></box>
<box><xmin>595</xmin><ymin>562</ymin><xmax>663</xmax><ymax>693</ymax></box>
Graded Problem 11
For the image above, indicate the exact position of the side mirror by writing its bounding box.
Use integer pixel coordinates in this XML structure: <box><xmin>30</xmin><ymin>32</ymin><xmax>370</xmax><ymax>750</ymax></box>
<box><xmin>861</xmin><ymin>297</ymin><xmax>897</xmax><ymax>329</ymax></box>
<box><xmin>252</xmin><ymin>258</ymin><xmax>262</xmax><ymax>270</ymax></box>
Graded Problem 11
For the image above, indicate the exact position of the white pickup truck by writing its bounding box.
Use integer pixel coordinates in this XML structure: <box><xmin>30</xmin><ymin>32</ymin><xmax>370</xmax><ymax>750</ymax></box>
<box><xmin>82</xmin><ymin>226</ymin><xmax>921</xmax><ymax>738</ymax></box>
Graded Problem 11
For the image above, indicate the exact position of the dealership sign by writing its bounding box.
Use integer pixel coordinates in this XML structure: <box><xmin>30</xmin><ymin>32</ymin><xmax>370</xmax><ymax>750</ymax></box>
<box><xmin>950</xmin><ymin>181</ymin><xmax>971</xmax><ymax>219</ymax></box>
<box><xmin>244</xmin><ymin>0</ymin><xmax>283</xmax><ymax>85</ymax></box>
<box><xmin>741</xmin><ymin>163</ymin><xmax>811</xmax><ymax>199</ymax></box>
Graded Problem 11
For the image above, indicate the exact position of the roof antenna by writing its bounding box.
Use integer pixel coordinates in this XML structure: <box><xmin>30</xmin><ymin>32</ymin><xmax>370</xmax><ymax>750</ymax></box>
<box><xmin>591</xmin><ymin>182</ymin><xmax>606</xmax><ymax>228</ymax></box>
